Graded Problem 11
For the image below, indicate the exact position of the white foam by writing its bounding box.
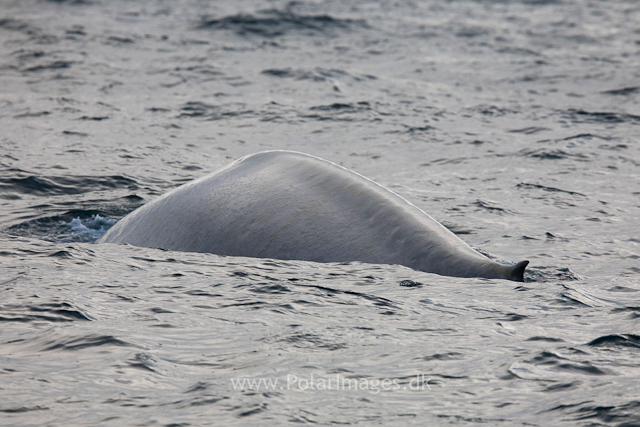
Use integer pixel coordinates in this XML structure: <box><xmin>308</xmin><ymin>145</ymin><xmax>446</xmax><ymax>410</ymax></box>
<box><xmin>68</xmin><ymin>214</ymin><xmax>116</xmax><ymax>242</ymax></box>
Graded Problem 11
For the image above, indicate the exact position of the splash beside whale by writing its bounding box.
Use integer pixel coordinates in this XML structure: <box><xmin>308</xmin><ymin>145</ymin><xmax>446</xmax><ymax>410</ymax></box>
<box><xmin>98</xmin><ymin>150</ymin><xmax>529</xmax><ymax>281</ymax></box>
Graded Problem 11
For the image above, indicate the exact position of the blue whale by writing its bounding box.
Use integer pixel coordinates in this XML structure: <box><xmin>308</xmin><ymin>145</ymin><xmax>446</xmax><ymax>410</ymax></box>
<box><xmin>99</xmin><ymin>151</ymin><xmax>528</xmax><ymax>281</ymax></box>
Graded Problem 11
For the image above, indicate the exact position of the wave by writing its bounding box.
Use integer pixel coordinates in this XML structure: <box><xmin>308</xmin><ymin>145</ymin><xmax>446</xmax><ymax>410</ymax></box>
<box><xmin>562</xmin><ymin>109</ymin><xmax>640</xmax><ymax>124</ymax></box>
<box><xmin>0</xmin><ymin>173</ymin><xmax>138</xmax><ymax>197</ymax></box>
<box><xmin>198</xmin><ymin>9</ymin><xmax>368</xmax><ymax>38</ymax></box>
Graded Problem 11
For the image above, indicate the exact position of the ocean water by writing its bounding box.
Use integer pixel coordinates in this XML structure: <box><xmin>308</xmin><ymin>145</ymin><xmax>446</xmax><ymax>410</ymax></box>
<box><xmin>1</xmin><ymin>0</ymin><xmax>639</xmax><ymax>425</ymax></box>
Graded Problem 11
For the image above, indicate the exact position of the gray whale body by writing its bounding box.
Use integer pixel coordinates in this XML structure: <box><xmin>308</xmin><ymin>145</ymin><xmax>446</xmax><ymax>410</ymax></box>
<box><xmin>98</xmin><ymin>151</ymin><xmax>528</xmax><ymax>281</ymax></box>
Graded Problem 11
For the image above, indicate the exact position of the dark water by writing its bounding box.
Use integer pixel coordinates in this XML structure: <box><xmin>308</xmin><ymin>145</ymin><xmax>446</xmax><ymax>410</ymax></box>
<box><xmin>1</xmin><ymin>0</ymin><xmax>639</xmax><ymax>425</ymax></box>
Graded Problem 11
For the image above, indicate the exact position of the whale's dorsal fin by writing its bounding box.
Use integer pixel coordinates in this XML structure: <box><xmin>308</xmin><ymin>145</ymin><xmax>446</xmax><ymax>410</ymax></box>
<box><xmin>509</xmin><ymin>260</ymin><xmax>529</xmax><ymax>282</ymax></box>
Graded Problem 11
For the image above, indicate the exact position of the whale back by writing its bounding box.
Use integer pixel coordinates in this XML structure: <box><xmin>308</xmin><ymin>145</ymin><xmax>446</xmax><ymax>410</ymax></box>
<box><xmin>99</xmin><ymin>151</ymin><xmax>528</xmax><ymax>281</ymax></box>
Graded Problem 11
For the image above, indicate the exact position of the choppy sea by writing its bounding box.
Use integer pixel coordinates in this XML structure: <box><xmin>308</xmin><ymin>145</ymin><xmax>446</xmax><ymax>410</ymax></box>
<box><xmin>1</xmin><ymin>0</ymin><xmax>639</xmax><ymax>425</ymax></box>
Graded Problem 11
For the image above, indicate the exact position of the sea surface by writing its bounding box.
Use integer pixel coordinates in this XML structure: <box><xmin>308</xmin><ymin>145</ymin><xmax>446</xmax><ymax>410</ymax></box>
<box><xmin>1</xmin><ymin>0</ymin><xmax>639</xmax><ymax>425</ymax></box>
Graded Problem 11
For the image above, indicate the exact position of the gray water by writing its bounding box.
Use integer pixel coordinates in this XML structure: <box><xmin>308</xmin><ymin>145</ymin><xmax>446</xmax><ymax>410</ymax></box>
<box><xmin>1</xmin><ymin>0</ymin><xmax>639</xmax><ymax>425</ymax></box>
